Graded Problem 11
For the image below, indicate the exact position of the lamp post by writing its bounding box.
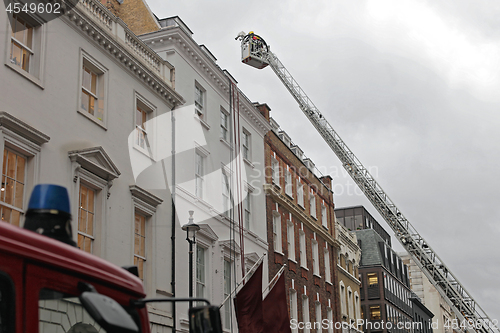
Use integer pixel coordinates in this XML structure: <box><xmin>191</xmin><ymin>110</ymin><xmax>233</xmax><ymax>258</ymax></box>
<box><xmin>181</xmin><ymin>210</ymin><xmax>200</xmax><ymax>309</ymax></box>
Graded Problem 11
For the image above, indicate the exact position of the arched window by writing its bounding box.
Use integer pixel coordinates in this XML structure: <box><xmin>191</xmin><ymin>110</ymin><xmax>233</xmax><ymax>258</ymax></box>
<box><xmin>340</xmin><ymin>281</ymin><xmax>347</xmax><ymax>317</ymax></box>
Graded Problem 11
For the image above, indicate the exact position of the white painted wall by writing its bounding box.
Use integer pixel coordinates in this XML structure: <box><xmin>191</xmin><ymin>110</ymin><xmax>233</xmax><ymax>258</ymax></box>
<box><xmin>141</xmin><ymin>19</ymin><xmax>271</xmax><ymax>332</ymax></box>
<box><xmin>0</xmin><ymin>4</ymin><xmax>180</xmax><ymax>332</ymax></box>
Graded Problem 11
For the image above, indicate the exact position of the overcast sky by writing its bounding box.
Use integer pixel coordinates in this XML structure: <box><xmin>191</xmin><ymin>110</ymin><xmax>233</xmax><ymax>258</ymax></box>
<box><xmin>147</xmin><ymin>0</ymin><xmax>500</xmax><ymax>321</ymax></box>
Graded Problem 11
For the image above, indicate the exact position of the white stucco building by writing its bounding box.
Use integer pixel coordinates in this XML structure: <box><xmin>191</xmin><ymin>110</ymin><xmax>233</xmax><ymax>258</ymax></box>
<box><xmin>138</xmin><ymin>16</ymin><xmax>272</xmax><ymax>332</ymax></box>
<box><xmin>1</xmin><ymin>1</ymin><xmax>183</xmax><ymax>331</ymax></box>
<box><xmin>400</xmin><ymin>253</ymin><xmax>464</xmax><ymax>333</ymax></box>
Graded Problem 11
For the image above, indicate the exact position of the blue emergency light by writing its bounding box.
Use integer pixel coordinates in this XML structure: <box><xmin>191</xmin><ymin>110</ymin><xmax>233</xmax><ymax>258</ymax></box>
<box><xmin>23</xmin><ymin>184</ymin><xmax>76</xmax><ymax>246</ymax></box>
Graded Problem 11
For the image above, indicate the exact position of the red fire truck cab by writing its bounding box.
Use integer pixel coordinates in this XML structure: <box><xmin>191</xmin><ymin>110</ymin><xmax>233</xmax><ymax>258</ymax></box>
<box><xmin>0</xmin><ymin>220</ymin><xmax>149</xmax><ymax>333</ymax></box>
<box><xmin>0</xmin><ymin>220</ymin><xmax>221</xmax><ymax>333</ymax></box>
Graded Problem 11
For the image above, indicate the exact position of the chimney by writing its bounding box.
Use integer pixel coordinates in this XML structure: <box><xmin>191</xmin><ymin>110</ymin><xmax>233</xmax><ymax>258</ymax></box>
<box><xmin>253</xmin><ymin>102</ymin><xmax>271</xmax><ymax>121</ymax></box>
<box><xmin>320</xmin><ymin>175</ymin><xmax>333</xmax><ymax>189</ymax></box>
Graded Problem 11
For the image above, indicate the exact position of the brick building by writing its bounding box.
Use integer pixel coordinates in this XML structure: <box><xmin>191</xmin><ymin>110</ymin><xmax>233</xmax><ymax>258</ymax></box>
<box><xmin>258</xmin><ymin>103</ymin><xmax>340</xmax><ymax>333</ymax></box>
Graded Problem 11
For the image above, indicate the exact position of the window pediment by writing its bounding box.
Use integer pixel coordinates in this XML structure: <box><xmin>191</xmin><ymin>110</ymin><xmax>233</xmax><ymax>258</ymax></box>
<box><xmin>0</xmin><ymin>112</ymin><xmax>49</xmax><ymax>146</ymax></box>
<box><xmin>197</xmin><ymin>224</ymin><xmax>218</xmax><ymax>242</ymax></box>
<box><xmin>130</xmin><ymin>185</ymin><xmax>163</xmax><ymax>208</ymax></box>
<box><xmin>219</xmin><ymin>240</ymin><xmax>241</xmax><ymax>254</ymax></box>
<box><xmin>68</xmin><ymin>146</ymin><xmax>120</xmax><ymax>181</ymax></box>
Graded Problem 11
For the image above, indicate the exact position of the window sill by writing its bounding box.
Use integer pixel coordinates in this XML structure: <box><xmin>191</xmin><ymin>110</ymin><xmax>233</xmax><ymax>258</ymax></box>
<box><xmin>220</xmin><ymin>138</ymin><xmax>233</xmax><ymax>149</ymax></box>
<box><xmin>78</xmin><ymin>109</ymin><xmax>107</xmax><ymax>130</ymax></box>
<box><xmin>288</xmin><ymin>258</ymin><xmax>297</xmax><ymax>264</ymax></box>
<box><xmin>274</xmin><ymin>250</ymin><xmax>284</xmax><ymax>256</ymax></box>
<box><xmin>300</xmin><ymin>265</ymin><xmax>309</xmax><ymax>271</ymax></box>
<box><xmin>194</xmin><ymin>197</ymin><xmax>212</xmax><ymax>211</ymax></box>
<box><xmin>194</xmin><ymin>114</ymin><xmax>210</xmax><ymax>130</ymax></box>
<box><xmin>272</xmin><ymin>182</ymin><xmax>281</xmax><ymax>189</ymax></box>
<box><xmin>243</xmin><ymin>158</ymin><xmax>254</xmax><ymax>168</ymax></box>
<box><xmin>310</xmin><ymin>215</ymin><xmax>317</xmax><ymax>221</ymax></box>
<box><xmin>5</xmin><ymin>63</ymin><xmax>44</xmax><ymax>89</ymax></box>
<box><xmin>313</xmin><ymin>273</ymin><xmax>322</xmax><ymax>279</ymax></box>
<box><xmin>298</xmin><ymin>203</ymin><xmax>305</xmax><ymax>210</ymax></box>
<box><xmin>322</xmin><ymin>225</ymin><xmax>329</xmax><ymax>230</ymax></box>
<box><xmin>326</xmin><ymin>280</ymin><xmax>333</xmax><ymax>286</ymax></box>
<box><xmin>133</xmin><ymin>145</ymin><xmax>154</xmax><ymax>159</ymax></box>
<box><xmin>285</xmin><ymin>192</ymin><xmax>294</xmax><ymax>199</ymax></box>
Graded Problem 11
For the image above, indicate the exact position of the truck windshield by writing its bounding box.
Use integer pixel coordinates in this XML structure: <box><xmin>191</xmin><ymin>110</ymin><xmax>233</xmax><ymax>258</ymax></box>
<box><xmin>39</xmin><ymin>288</ymin><xmax>106</xmax><ymax>333</ymax></box>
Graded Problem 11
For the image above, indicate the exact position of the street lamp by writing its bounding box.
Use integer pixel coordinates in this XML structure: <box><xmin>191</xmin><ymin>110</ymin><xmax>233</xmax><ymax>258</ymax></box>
<box><xmin>181</xmin><ymin>210</ymin><xmax>200</xmax><ymax>309</ymax></box>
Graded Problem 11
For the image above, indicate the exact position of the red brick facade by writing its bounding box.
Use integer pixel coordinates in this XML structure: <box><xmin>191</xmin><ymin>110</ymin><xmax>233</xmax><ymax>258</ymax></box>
<box><xmin>260</xmin><ymin>104</ymin><xmax>341</xmax><ymax>332</ymax></box>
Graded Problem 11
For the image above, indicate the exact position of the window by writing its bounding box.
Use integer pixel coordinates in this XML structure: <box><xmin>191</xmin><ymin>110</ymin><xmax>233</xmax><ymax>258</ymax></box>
<box><xmin>370</xmin><ymin>305</ymin><xmax>381</xmax><ymax>321</ymax></box>
<box><xmin>321</xmin><ymin>204</ymin><xmax>327</xmax><ymax>228</ymax></box>
<box><xmin>302</xmin><ymin>296</ymin><xmax>310</xmax><ymax>333</ymax></box>
<box><xmin>223</xmin><ymin>259</ymin><xmax>232</xmax><ymax>329</ymax></box>
<box><xmin>0</xmin><ymin>274</ymin><xmax>14</xmax><ymax>333</ymax></box>
<box><xmin>299</xmin><ymin>230</ymin><xmax>306</xmax><ymax>268</ymax></box>
<box><xmin>309</xmin><ymin>191</ymin><xmax>316</xmax><ymax>218</ymax></box>
<box><xmin>0</xmin><ymin>114</ymin><xmax>48</xmax><ymax>227</ymax></box>
<box><xmin>297</xmin><ymin>180</ymin><xmax>304</xmax><ymax>207</ymax></box>
<box><xmin>195</xmin><ymin>152</ymin><xmax>204</xmax><ymax>199</ymax></box>
<box><xmin>0</xmin><ymin>149</ymin><xmax>26</xmax><ymax>226</ymax></box>
<box><xmin>348</xmin><ymin>287</ymin><xmax>353</xmax><ymax>318</ymax></box>
<box><xmin>324</xmin><ymin>248</ymin><xmax>331</xmax><ymax>283</ymax></box>
<box><xmin>222</xmin><ymin>170</ymin><xmax>231</xmax><ymax>217</ymax></box>
<box><xmin>196</xmin><ymin>245</ymin><xmax>206</xmax><ymax>299</ymax></box>
<box><xmin>78</xmin><ymin>52</ymin><xmax>107</xmax><ymax>125</ymax></box>
<box><xmin>136</xmin><ymin>106</ymin><xmax>148</xmax><ymax>149</ymax></box>
<box><xmin>368</xmin><ymin>273</ymin><xmax>378</xmax><ymax>286</ymax></box>
<box><xmin>195</xmin><ymin>84</ymin><xmax>205</xmax><ymax>119</ymax></box>
<box><xmin>315</xmin><ymin>302</ymin><xmax>322</xmax><ymax>333</ymax></box>
<box><xmin>285</xmin><ymin>168</ymin><xmax>293</xmax><ymax>197</ymax></box>
<box><xmin>244</xmin><ymin>188</ymin><xmax>251</xmax><ymax>229</ymax></box>
<box><xmin>242</xmin><ymin>130</ymin><xmax>250</xmax><ymax>160</ymax></box>
<box><xmin>130</xmin><ymin>185</ymin><xmax>162</xmax><ymax>290</ymax></box>
<box><xmin>272</xmin><ymin>211</ymin><xmax>282</xmax><ymax>252</ymax></box>
<box><xmin>354</xmin><ymin>293</ymin><xmax>360</xmax><ymax>319</ymax></box>
<box><xmin>7</xmin><ymin>13</ymin><xmax>45</xmax><ymax>84</ymax></box>
<box><xmin>287</xmin><ymin>221</ymin><xmax>295</xmax><ymax>261</ymax></box>
<box><xmin>271</xmin><ymin>157</ymin><xmax>279</xmax><ymax>185</ymax></box>
<box><xmin>10</xmin><ymin>15</ymin><xmax>33</xmax><ymax>73</ymax></box>
<box><xmin>77</xmin><ymin>183</ymin><xmax>95</xmax><ymax>253</ymax></box>
<box><xmin>134</xmin><ymin>95</ymin><xmax>155</xmax><ymax>152</ymax></box>
<box><xmin>81</xmin><ymin>65</ymin><xmax>99</xmax><ymax>118</ymax></box>
<box><xmin>327</xmin><ymin>307</ymin><xmax>334</xmax><ymax>333</ymax></box>
<box><xmin>290</xmin><ymin>290</ymin><xmax>298</xmax><ymax>333</ymax></box>
<box><xmin>340</xmin><ymin>282</ymin><xmax>346</xmax><ymax>316</ymax></box>
<box><xmin>69</xmin><ymin>147</ymin><xmax>119</xmax><ymax>257</ymax></box>
<box><xmin>220</xmin><ymin>109</ymin><xmax>229</xmax><ymax>141</ymax></box>
<box><xmin>134</xmin><ymin>212</ymin><xmax>146</xmax><ymax>281</ymax></box>
<box><xmin>312</xmin><ymin>240</ymin><xmax>319</xmax><ymax>276</ymax></box>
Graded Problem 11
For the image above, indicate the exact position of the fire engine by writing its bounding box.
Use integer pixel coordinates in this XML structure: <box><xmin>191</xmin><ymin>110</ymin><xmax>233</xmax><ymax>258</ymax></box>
<box><xmin>0</xmin><ymin>184</ymin><xmax>222</xmax><ymax>333</ymax></box>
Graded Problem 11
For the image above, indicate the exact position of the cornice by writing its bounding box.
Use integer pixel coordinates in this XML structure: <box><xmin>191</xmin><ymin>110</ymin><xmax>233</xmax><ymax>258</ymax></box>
<box><xmin>0</xmin><ymin>111</ymin><xmax>50</xmax><ymax>145</ymax></box>
<box><xmin>63</xmin><ymin>0</ymin><xmax>184</xmax><ymax>107</ymax></box>
<box><xmin>141</xmin><ymin>28</ymin><xmax>230</xmax><ymax>95</ymax></box>
<box><xmin>140</xmin><ymin>27</ymin><xmax>272</xmax><ymax>136</ymax></box>
<box><xmin>337</xmin><ymin>264</ymin><xmax>361</xmax><ymax>285</ymax></box>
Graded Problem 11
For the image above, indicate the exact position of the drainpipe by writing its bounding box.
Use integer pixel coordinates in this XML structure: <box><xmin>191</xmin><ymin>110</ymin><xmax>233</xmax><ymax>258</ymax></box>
<box><xmin>171</xmin><ymin>103</ymin><xmax>176</xmax><ymax>332</ymax></box>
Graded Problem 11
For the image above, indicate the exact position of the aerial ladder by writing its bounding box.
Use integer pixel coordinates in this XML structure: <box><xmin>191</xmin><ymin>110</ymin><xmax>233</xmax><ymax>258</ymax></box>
<box><xmin>236</xmin><ymin>31</ymin><xmax>499</xmax><ymax>333</ymax></box>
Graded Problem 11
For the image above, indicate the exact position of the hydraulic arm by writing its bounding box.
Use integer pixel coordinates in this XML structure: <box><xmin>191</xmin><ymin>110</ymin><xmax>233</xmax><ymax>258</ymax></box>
<box><xmin>237</xmin><ymin>32</ymin><xmax>498</xmax><ymax>333</ymax></box>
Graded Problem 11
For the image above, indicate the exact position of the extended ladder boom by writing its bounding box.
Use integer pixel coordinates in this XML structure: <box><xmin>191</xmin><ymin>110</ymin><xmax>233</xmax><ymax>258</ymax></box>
<box><xmin>238</xmin><ymin>32</ymin><xmax>498</xmax><ymax>333</ymax></box>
